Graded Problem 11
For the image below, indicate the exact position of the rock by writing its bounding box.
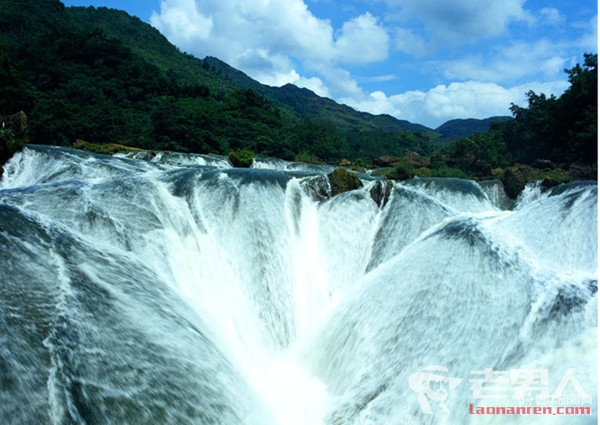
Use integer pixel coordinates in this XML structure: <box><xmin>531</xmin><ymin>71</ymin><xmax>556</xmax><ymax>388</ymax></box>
<box><xmin>569</xmin><ymin>163</ymin><xmax>596</xmax><ymax>180</ymax></box>
<box><xmin>540</xmin><ymin>178</ymin><xmax>561</xmax><ymax>191</ymax></box>
<box><xmin>0</xmin><ymin>111</ymin><xmax>27</xmax><ymax>139</ymax></box>
<box><xmin>132</xmin><ymin>150</ymin><xmax>158</xmax><ymax>161</ymax></box>
<box><xmin>327</xmin><ymin>167</ymin><xmax>363</xmax><ymax>197</ymax></box>
<box><xmin>501</xmin><ymin>164</ymin><xmax>533</xmax><ymax>199</ymax></box>
<box><xmin>338</xmin><ymin>159</ymin><xmax>352</xmax><ymax>167</ymax></box>
<box><xmin>532</xmin><ymin>158</ymin><xmax>557</xmax><ymax>169</ymax></box>
<box><xmin>490</xmin><ymin>167</ymin><xmax>504</xmax><ymax>179</ymax></box>
<box><xmin>402</xmin><ymin>151</ymin><xmax>431</xmax><ymax>168</ymax></box>
<box><xmin>370</xmin><ymin>180</ymin><xmax>392</xmax><ymax>208</ymax></box>
<box><xmin>372</xmin><ymin>155</ymin><xmax>401</xmax><ymax>168</ymax></box>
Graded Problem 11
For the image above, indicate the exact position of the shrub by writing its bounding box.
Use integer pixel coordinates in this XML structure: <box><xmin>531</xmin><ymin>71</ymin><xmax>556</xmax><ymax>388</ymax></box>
<box><xmin>386</xmin><ymin>160</ymin><xmax>415</xmax><ymax>180</ymax></box>
<box><xmin>430</xmin><ymin>167</ymin><xmax>469</xmax><ymax>179</ymax></box>
<box><xmin>228</xmin><ymin>148</ymin><xmax>255</xmax><ymax>168</ymax></box>
<box><xmin>294</xmin><ymin>150</ymin><xmax>321</xmax><ymax>164</ymax></box>
<box><xmin>0</xmin><ymin>127</ymin><xmax>23</xmax><ymax>168</ymax></box>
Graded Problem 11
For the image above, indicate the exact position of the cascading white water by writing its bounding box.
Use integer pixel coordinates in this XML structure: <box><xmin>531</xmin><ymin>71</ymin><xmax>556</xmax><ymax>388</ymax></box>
<box><xmin>0</xmin><ymin>145</ymin><xmax>597</xmax><ymax>425</ymax></box>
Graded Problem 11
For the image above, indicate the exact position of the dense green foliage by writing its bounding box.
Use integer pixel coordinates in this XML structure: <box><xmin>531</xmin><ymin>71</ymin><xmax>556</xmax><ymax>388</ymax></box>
<box><xmin>0</xmin><ymin>111</ymin><xmax>27</xmax><ymax>173</ymax></box>
<box><xmin>0</xmin><ymin>0</ymin><xmax>596</xmax><ymax>192</ymax></box>
<box><xmin>504</xmin><ymin>53</ymin><xmax>598</xmax><ymax>167</ymax></box>
<box><xmin>228</xmin><ymin>148</ymin><xmax>256</xmax><ymax>168</ymax></box>
<box><xmin>431</xmin><ymin>129</ymin><xmax>509</xmax><ymax>178</ymax></box>
<box><xmin>66</xmin><ymin>7</ymin><xmax>222</xmax><ymax>92</ymax></box>
<box><xmin>429</xmin><ymin>54</ymin><xmax>597</xmax><ymax>182</ymax></box>
<box><xmin>0</xmin><ymin>0</ymin><xmax>436</xmax><ymax>164</ymax></box>
<box><xmin>386</xmin><ymin>161</ymin><xmax>417</xmax><ymax>180</ymax></box>
<box><xmin>0</xmin><ymin>126</ymin><xmax>22</xmax><ymax>167</ymax></box>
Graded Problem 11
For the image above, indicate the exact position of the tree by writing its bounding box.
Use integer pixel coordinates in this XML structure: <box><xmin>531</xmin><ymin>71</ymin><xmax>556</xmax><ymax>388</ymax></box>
<box><xmin>501</xmin><ymin>54</ymin><xmax>597</xmax><ymax>167</ymax></box>
<box><xmin>431</xmin><ymin>128</ymin><xmax>508</xmax><ymax>178</ymax></box>
<box><xmin>0</xmin><ymin>47</ymin><xmax>35</xmax><ymax>114</ymax></box>
<box><xmin>558</xmin><ymin>53</ymin><xmax>597</xmax><ymax>165</ymax></box>
<box><xmin>291</xmin><ymin>119</ymin><xmax>349</xmax><ymax>163</ymax></box>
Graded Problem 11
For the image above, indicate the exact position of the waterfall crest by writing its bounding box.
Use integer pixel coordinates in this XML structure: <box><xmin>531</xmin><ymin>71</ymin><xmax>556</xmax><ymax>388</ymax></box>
<box><xmin>1</xmin><ymin>146</ymin><xmax>597</xmax><ymax>424</ymax></box>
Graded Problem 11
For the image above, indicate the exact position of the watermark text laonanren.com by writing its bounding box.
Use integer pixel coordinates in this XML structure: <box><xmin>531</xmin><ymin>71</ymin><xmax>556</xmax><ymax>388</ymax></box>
<box><xmin>469</xmin><ymin>405</ymin><xmax>592</xmax><ymax>416</ymax></box>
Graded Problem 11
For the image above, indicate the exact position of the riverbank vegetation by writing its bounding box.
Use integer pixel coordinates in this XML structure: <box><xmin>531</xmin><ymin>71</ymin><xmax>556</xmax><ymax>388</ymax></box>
<box><xmin>0</xmin><ymin>1</ymin><xmax>596</xmax><ymax>196</ymax></box>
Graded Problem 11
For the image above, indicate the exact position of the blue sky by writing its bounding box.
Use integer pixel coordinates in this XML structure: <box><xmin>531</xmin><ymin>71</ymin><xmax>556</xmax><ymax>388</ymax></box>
<box><xmin>62</xmin><ymin>0</ymin><xmax>597</xmax><ymax>128</ymax></box>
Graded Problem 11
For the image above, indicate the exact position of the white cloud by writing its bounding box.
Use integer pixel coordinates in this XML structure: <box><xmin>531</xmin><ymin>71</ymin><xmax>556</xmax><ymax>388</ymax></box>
<box><xmin>394</xmin><ymin>27</ymin><xmax>428</xmax><ymax>56</ymax></box>
<box><xmin>575</xmin><ymin>15</ymin><xmax>598</xmax><ymax>52</ymax></box>
<box><xmin>151</xmin><ymin>0</ymin><xmax>212</xmax><ymax>42</ymax></box>
<box><xmin>148</xmin><ymin>0</ymin><xmax>591</xmax><ymax>130</ymax></box>
<box><xmin>341</xmin><ymin>80</ymin><xmax>570</xmax><ymax>128</ymax></box>
<box><xmin>360</xmin><ymin>74</ymin><xmax>398</xmax><ymax>83</ymax></box>
<box><xmin>317</xmin><ymin>66</ymin><xmax>365</xmax><ymax>99</ymax></box>
<box><xmin>151</xmin><ymin>0</ymin><xmax>332</xmax><ymax>75</ymax></box>
<box><xmin>383</xmin><ymin>0</ymin><xmax>534</xmax><ymax>47</ymax></box>
<box><xmin>151</xmin><ymin>0</ymin><xmax>389</xmax><ymax>96</ymax></box>
<box><xmin>342</xmin><ymin>90</ymin><xmax>398</xmax><ymax>116</ymax></box>
<box><xmin>236</xmin><ymin>50</ymin><xmax>300</xmax><ymax>87</ymax></box>
<box><xmin>294</xmin><ymin>77</ymin><xmax>331</xmax><ymax>98</ymax></box>
<box><xmin>254</xmin><ymin>67</ymin><xmax>301</xmax><ymax>88</ymax></box>
<box><xmin>334</xmin><ymin>13</ymin><xmax>389</xmax><ymax>63</ymax></box>
<box><xmin>540</xmin><ymin>8</ymin><xmax>563</xmax><ymax>26</ymax></box>
<box><xmin>439</xmin><ymin>40</ymin><xmax>574</xmax><ymax>83</ymax></box>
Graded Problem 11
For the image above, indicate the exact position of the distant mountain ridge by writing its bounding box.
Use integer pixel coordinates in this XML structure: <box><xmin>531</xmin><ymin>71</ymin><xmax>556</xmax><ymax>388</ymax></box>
<box><xmin>0</xmin><ymin>0</ymin><xmax>524</xmax><ymax>168</ymax></box>
<box><xmin>64</xmin><ymin>5</ymin><xmax>497</xmax><ymax>139</ymax></box>
<box><xmin>434</xmin><ymin>116</ymin><xmax>513</xmax><ymax>147</ymax></box>
<box><xmin>200</xmin><ymin>56</ymin><xmax>434</xmax><ymax>133</ymax></box>
<box><xmin>2</xmin><ymin>0</ymin><xmax>595</xmax><ymax>192</ymax></box>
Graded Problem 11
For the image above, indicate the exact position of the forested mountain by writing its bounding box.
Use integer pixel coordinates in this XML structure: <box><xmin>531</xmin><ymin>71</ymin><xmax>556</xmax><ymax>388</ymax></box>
<box><xmin>423</xmin><ymin>53</ymin><xmax>597</xmax><ymax>196</ymax></box>
<box><xmin>0</xmin><ymin>0</ymin><xmax>597</xmax><ymax>193</ymax></box>
<box><xmin>435</xmin><ymin>116</ymin><xmax>512</xmax><ymax>147</ymax></box>
<box><xmin>0</xmin><ymin>0</ymin><xmax>436</xmax><ymax>165</ymax></box>
<box><xmin>66</xmin><ymin>6</ymin><xmax>435</xmax><ymax>135</ymax></box>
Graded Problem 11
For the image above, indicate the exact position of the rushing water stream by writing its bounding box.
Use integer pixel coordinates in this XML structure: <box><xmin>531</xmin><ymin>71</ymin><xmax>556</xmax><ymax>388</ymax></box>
<box><xmin>0</xmin><ymin>145</ymin><xmax>597</xmax><ymax>424</ymax></box>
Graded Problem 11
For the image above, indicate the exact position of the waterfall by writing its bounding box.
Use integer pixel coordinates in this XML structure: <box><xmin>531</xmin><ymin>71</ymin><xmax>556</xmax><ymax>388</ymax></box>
<box><xmin>1</xmin><ymin>145</ymin><xmax>597</xmax><ymax>424</ymax></box>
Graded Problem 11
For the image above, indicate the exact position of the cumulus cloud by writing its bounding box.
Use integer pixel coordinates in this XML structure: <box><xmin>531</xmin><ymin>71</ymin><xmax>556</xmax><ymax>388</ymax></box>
<box><xmin>341</xmin><ymin>80</ymin><xmax>570</xmax><ymax>128</ymax></box>
<box><xmin>151</xmin><ymin>0</ymin><xmax>330</xmax><ymax>78</ymax></box>
<box><xmin>317</xmin><ymin>66</ymin><xmax>365</xmax><ymax>99</ymax></box>
<box><xmin>394</xmin><ymin>27</ymin><xmax>428</xmax><ymax>56</ymax></box>
<box><xmin>151</xmin><ymin>0</ymin><xmax>212</xmax><ymax>43</ymax></box>
<box><xmin>151</xmin><ymin>0</ymin><xmax>389</xmax><ymax>96</ymax></box>
<box><xmin>334</xmin><ymin>13</ymin><xmax>389</xmax><ymax>63</ymax></box>
<box><xmin>575</xmin><ymin>15</ymin><xmax>598</xmax><ymax>52</ymax></box>
<box><xmin>385</xmin><ymin>0</ymin><xmax>534</xmax><ymax>47</ymax></box>
<box><xmin>540</xmin><ymin>8</ymin><xmax>563</xmax><ymax>25</ymax></box>
<box><xmin>438</xmin><ymin>40</ymin><xmax>574</xmax><ymax>83</ymax></box>
<box><xmin>236</xmin><ymin>50</ymin><xmax>299</xmax><ymax>87</ymax></box>
<box><xmin>149</xmin><ymin>0</ymin><xmax>592</xmax><ymax>129</ymax></box>
<box><xmin>295</xmin><ymin>77</ymin><xmax>331</xmax><ymax>98</ymax></box>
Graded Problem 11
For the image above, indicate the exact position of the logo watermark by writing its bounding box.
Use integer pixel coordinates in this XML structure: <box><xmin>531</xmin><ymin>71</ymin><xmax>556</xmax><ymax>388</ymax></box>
<box><xmin>407</xmin><ymin>366</ymin><xmax>463</xmax><ymax>414</ymax></box>
<box><xmin>408</xmin><ymin>366</ymin><xmax>592</xmax><ymax>416</ymax></box>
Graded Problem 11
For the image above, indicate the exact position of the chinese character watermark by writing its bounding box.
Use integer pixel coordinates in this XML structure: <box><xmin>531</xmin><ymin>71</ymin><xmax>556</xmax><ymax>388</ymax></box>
<box><xmin>409</xmin><ymin>366</ymin><xmax>591</xmax><ymax>415</ymax></box>
<box><xmin>470</xmin><ymin>367</ymin><xmax>589</xmax><ymax>404</ymax></box>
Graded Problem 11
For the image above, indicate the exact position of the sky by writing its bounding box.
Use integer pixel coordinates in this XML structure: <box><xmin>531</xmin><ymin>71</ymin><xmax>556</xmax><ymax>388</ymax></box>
<box><xmin>62</xmin><ymin>0</ymin><xmax>597</xmax><ymax>128</ymax></box>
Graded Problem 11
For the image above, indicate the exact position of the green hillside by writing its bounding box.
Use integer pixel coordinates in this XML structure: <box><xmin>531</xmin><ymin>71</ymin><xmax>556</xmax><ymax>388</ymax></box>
<box><xmin>66</xmin><ymin>6</ymin><xmax>433</xmax><ymax>134</ymax></box>
<box><xmin>66</xmin><ymin>7</ymin><xmax>231</xmax><ymax>96</ymax></box>
<box><xmin>0</xmin><ymin>0</ymin><xmax>436</xmax><ymax>164</ymax></box>
<box><xmin>434</xmin><ymin>116</ymin><xmax>512</xmax><ymax>148</ymax></box>
<box><xmin>1</xmin><ymin>0</ymin><xmax>596</xmax><ymax>193</ymax></box>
